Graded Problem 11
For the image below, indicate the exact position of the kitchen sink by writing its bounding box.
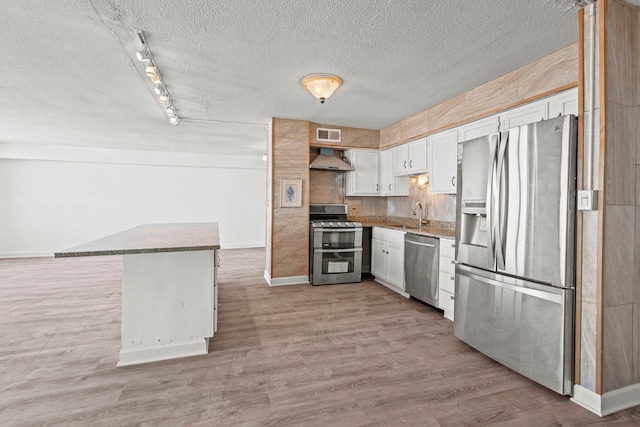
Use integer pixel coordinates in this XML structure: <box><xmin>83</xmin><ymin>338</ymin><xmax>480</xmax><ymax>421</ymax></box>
<box><xmin>402</xmin><ymin>225</ymin><xmax>423</xmax><ymax>230</ymax></box>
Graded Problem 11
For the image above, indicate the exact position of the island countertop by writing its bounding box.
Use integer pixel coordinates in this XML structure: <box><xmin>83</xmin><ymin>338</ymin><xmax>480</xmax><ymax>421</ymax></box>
<box><xmin>55</xmin><ymin>222</ymin><xmax>220</xmax><ymax>258</ymax></box>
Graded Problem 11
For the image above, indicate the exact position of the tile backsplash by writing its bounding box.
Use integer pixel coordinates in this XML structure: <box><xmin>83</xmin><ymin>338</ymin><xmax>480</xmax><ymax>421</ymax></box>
<box><xmin>310</xmin><ymin>170</ymin><xmax>456</xmax><ymax>222</ymax></box>
<box><xmin>387</xmin><ymin>180</ymin><xmax>456</xmax><ymax>222</ymax></box>
<box><xmin>309</xmin><ymin>170</ymin><xmax>456</xmax><ymax>222</ymax></box>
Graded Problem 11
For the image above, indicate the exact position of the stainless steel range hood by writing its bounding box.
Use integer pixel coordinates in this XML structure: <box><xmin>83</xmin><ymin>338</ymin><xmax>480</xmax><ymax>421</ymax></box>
<box><xmin>309</xmin><ymin>148</ymin><xmax>355</xmax><ymax>171</ymax></box>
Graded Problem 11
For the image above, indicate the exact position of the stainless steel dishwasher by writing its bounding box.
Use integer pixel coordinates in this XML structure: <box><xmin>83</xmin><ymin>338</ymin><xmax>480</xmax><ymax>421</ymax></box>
<box><xmin>404</xmin><ymin>234</ymin><xmax>439</xmax><ymax>307</ymax></box>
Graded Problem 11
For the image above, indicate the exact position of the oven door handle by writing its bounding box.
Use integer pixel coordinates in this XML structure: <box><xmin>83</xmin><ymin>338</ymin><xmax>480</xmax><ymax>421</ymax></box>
<box><xmin>315</xmin><ymin>248</ymin><xmax>363</xmax><ymax>253</ymax></box>
<box><xmin>314</xmin><ymin>228</ymin><xmax>360</xmax><ymax>233</ymax></box>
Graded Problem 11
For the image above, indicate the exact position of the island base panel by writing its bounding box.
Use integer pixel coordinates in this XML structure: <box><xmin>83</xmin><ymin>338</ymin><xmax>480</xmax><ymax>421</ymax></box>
<box><xmin>119</xmin><ymin>250</ymin><xmax>214</xmax><ymax>366</ymax></box>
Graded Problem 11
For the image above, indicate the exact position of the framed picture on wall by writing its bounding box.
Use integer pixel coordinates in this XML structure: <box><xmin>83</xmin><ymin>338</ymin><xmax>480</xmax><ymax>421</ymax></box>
<box><xmin>281</xmin><ymin>179</ymin><xmax>302</xmax><ymax>208</ymax></box>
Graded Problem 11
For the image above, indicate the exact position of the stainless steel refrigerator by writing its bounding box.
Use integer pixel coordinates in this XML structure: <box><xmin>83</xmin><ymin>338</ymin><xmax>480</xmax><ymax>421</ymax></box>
<box><xmin>454</xmin><ymin>114</ymin><xmax>577</xmax><ymax>395</ymax></box>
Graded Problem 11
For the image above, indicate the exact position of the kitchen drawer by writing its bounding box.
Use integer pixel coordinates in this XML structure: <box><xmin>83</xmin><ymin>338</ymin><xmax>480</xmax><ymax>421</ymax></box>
<box><xmin>439</xmin><ymin>289</ymin><xmax>455</xmax><ymax>313</ymax></box>
<box><xmin>439</xmin><ymin>271</ymin><xmax>455</xmax><ymax>293</ymax></box>
<box><xmin>440</xmin><ymin>238</ymin><xmax>456</xmax><ymax>259</ymax></box>
<box><xmin>387</xmin><ymin>229</ymin><xmax>406</xmax><ymax>247</ymax></box>
<box><xmin>440</xmin><ymin>256</ymin><xmax>456</xmax><ymax>275</ymax></box>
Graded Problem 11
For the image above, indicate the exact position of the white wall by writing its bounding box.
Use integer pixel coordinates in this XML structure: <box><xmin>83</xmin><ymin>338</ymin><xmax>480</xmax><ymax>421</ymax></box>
<box><xmin>0</xmin><ymin>144</ymin><xmax>266</xmax><ymax>257</ymax></box>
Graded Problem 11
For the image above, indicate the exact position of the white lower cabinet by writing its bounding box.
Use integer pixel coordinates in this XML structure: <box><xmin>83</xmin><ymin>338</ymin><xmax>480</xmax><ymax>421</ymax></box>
<box><xmin>438</xmin><ymin>238</ymin><xmax>456</xmax><ymax>321</ymax></box>
<box><xmin>371</xmin><ymin>227</ymin><xmax>406</xmax><ymax>294</ymax></box>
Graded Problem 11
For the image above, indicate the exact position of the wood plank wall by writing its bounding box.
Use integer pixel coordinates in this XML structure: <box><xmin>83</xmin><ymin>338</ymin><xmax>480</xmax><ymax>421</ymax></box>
<box><xmin>309</xmin><ymin>122</ymin><xmax>379</xmax><ymax>149</ymax></box>
<box><xmin>270</xmin><ymin>118</ymin><xmax>310</xmax><ymax>279</ymax></box>
<box><xmin>600</xmin><ymin>0</ymin><xmax>640</xmax><ymax>394</ymax></box>
<box><xmin>380</xmin><ymin>43</ymin><xmax>579</xmax><ymax>148</ymax></box>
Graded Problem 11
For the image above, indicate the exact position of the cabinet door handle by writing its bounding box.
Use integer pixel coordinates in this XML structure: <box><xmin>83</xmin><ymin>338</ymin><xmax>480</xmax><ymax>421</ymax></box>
<box><xmin>404</xmin><ymin>160</ymin><xmax>407</xmax><ymax>169</ymax></box>
<box><xmin>451</xmin><ymin>176</ymin><xmax>456</xmax><ymax>186</ymax></box>
<box><xmin>450</xmin><ymin>295</ymin><xmax>455</xmax><ymax>300</ymax></box>
<box><xmin>389</xmin><ymin>184</ymin><xmax>392</xmax><ymax>191</ymax></box>
<box><xmin>376</xmin><ymin>184</ymin><xmax>379</xmax><ymax>191</ymax></box>
<box><xmin>451</xmin><ymin>243</ymin><xmax>456</xmax><ymax>248</ymax></box>
<box><xmin>450</xmin><ymin>260</ymin><xmax>455</xmax><ymax>264</ymax></box>
<box><xmin>450</xmin><ymin>276</ymin><xmax>455</xmax><ymax>280</ymax></box>
<box><xmin>409</xmin><ymin>160</ymin><xmax>413</xmax><ymax>168</ymax></box>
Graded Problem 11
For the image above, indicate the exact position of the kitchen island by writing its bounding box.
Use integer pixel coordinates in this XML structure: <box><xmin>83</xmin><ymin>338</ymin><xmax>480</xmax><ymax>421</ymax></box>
<box><xmin>55</xmin><ymin>223</ymin><xmax>220</xmax><ymax>367</ymax></box>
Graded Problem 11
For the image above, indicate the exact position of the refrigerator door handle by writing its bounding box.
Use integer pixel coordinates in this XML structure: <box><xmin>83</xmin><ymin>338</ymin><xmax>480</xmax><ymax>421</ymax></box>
<box><xmin>495</xmin><ymin>131</ymin><xmax>509</xmax><ymax>271</ymax></box>
<box><xmin>486</xmin><ymin>133</ymin><xmax>499</xmax><ymax>268</ymax></box>
<box><xmin>456</xmin><ymin>267</ymin><xmax>563</xmax><ymax>304</ymax></box>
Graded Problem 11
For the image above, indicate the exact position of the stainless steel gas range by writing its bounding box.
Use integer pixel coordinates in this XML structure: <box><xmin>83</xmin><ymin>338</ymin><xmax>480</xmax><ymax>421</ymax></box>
<box><xmin>309</xmin><ymin>204</ymin><xmax>362</xmax><ymax>285</ymax></box>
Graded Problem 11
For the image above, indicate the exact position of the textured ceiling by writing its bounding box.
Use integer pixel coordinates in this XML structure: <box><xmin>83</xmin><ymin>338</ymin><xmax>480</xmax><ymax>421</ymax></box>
<box><xmin>1</xmin><ymin>0</ymin><xmax>591</xmax><ymax>157</ymax></box>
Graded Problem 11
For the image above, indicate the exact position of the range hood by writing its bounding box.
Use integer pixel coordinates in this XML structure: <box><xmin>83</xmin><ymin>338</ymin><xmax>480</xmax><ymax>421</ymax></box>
<box><xmin>309</xmin><ymin>148</ymin><xmax>355</xmax><ymax>171</ymax></box>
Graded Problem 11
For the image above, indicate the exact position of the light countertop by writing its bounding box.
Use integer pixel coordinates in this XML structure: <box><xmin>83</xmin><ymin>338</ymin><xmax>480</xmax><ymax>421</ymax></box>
<box><xmin>355</xmin><ymin>217</ymin><xmax>455</xmax><ymax>239</ymax></box>
<box><xmin>55</xmin><ymin>222</ymin><xmax>220</xmax><ymax>258</ymax></box>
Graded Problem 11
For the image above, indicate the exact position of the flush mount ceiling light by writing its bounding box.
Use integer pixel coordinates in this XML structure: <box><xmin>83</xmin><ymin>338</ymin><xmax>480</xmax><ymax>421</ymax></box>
<box><xmin>135</xmin><ymin>31</ymin><xmax>181</xmax><ymax>126</ymax></box>
<box><xmin>302</xmin><ymin>74</ymin><xmax>342</xmax><ymax>104</ymax></box>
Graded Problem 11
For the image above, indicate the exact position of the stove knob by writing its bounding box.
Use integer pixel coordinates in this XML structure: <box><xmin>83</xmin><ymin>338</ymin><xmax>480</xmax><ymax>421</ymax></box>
<box><xmin>328</xmin><ymin>222</ymin><xmax>334</xmax><ymax>226</ymax></box>
<box><xmin>337</xmin><ymin>222</ymin><xmax>343</xmax><ymax>227</ymax></box>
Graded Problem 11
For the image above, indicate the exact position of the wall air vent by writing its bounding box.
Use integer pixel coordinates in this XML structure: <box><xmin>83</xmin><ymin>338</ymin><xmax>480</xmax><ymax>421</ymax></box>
<box><xmin>316</xmin><ymin>128</ymin><xmax>341</xmax><ymax>143</ymax></box>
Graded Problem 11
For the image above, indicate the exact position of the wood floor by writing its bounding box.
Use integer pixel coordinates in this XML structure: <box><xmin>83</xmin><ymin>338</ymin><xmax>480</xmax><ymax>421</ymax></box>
<box><xmin>1</xmin><ymin>248</ymin><xmax>639</xmax><ymax>426</ymax></box>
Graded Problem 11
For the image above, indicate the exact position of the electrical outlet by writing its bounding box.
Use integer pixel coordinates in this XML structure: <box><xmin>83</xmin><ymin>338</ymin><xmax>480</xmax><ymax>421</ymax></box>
<box><xmin>577</xmin><ymin>190</ymin><xmax>598</xmax><ymax>211</ymax></box>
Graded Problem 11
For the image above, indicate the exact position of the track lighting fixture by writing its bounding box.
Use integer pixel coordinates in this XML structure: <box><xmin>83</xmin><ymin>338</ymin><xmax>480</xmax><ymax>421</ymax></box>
<box><xmin>135</xmin><ymin>31</ymin><xmax>180</xmax><ymax>126</ymax></box>
<box><xmin>136</xmin><ymin>49</ymin><xmax>151</xmax><ymax>62</ymax></box>
<box><xmin>145</xmin><ymin>65</ymin><xmax>157</xmax><ymax>77</ymax></box>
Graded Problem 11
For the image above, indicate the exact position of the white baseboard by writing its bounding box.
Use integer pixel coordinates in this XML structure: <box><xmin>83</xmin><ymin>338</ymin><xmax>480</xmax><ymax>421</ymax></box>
<box><xmin>374</xmin><ymin>278</ymin><xmax>410</xmax><ymax>298</ymax></box>
<box><xmin>0</xmin><ymin>252</ymin><xmax>53</xmax><ymax>259</ymax></box>
<box><xmin>117</xmin><ymin>339</ymin><xmax>208</xmax><ymax>367</ymax></box>
<box><xmin>572</xmin><ymin>383</ymin><xmax>640</xmax><ymax>416</ymax></box>
<box><xmin>264</xmin><ymin>271</ymin><xmax>309</xmax><ymax>286</ymax></box>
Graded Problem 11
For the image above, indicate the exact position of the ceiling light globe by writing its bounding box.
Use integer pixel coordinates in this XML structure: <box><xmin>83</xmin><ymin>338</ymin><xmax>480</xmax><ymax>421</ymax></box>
<box><xmin>302</xmin><ymin>74</ymin><xmax>342</xmax><ymax>104</ymax></box>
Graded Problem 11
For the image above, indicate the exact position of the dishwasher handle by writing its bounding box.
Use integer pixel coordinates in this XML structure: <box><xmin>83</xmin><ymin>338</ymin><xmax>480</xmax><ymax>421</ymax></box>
<box><xmin>405</xmin><ymin>240</ymin><xmax>436</xmax><ymax>248</ymax></box>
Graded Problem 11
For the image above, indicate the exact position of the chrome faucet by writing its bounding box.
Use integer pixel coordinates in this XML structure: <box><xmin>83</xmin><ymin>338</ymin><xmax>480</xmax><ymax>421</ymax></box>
<box><xmin>412</xmin><ymin>202</ymin><xmax>425</xmax><ymax>228</ymax></box>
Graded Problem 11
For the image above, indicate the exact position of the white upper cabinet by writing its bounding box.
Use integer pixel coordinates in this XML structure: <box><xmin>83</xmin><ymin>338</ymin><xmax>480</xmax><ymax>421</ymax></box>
<box><xmin>428</xmin><ymin>128</ymin><xmax>458</xmax><ymax>194</ymax></box>
<box><xmin>392</xmin><ymin>137</ymin><xmax>429</xmax><ymax>176</ymax></box>
<box><xmin>407</xmin><ymin>137</ymin><xmax>429</xmax><ymax>174</ymax></box>
<box><xmin>392</xmin><ymin>145</ymin><xmax>408</xmax><ymax>175</ymax></box>
<box><xmin>458</xmin><ymin>115</ymin><xmax>499</xmax><ymax>143</ymax></box>
<box><xmin>499</xmin><ymin>88</ymin><xmax>578</xmax><ymax>130</ymax></box>
<box><xmin>548</xmin><ymin>87</ymin><xmax>578</xmax><ymax>118</ymax></box>
<box><xmin>379</xmin><ymin>149</ymin><xmax>394</xmax><ymax>196</ymax></box>
<box><xmin>381</xmin><ymin>149</ymin><xmax>409</xmax><ymax>196</ymax></box>
<box><xmin>499</xmin><ymin>98</ymin><xmax>549</xmax><ymax>130</ymax></box>
<box><xmin>344</xmin><ymin>149</ymin><xmax>380</xmax><ymax>196</ymax></box>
